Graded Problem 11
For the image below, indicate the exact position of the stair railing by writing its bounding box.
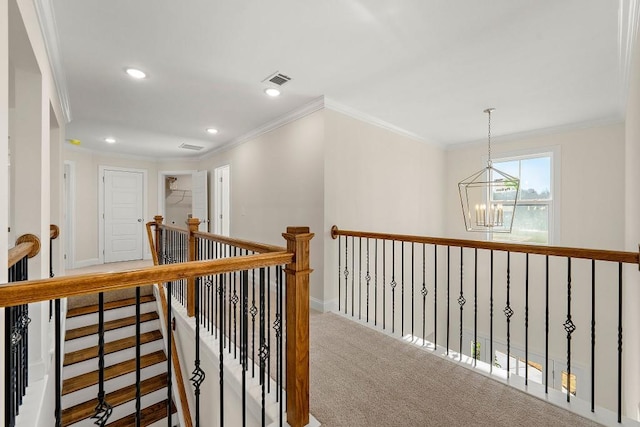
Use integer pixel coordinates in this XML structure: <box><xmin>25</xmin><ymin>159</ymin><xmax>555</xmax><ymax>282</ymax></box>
<box><xmin>147</xmin><ymin>216</ymin><xmax>313</xmax><ymax>427</ymax></box>
<box><xmin>6</xmin><ymin>232</ymin><xmax>41</xmax><ymax>427</ymax></box>
<box><xmin>331</xmin><ymin>225</ymin><xmax>640</xmax><ymax>423</ymax></box>
<box><xmin>0</xmin><ymin>222</ymin><xmax>312</xmax><ymax>427</ymax></box>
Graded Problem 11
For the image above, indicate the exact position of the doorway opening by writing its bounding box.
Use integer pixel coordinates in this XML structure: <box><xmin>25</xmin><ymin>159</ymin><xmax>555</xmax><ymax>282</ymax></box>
<box><xmin>158</xmin><ymin>170</ymin><xmax>209</xmax><ymax>231</ymax></box>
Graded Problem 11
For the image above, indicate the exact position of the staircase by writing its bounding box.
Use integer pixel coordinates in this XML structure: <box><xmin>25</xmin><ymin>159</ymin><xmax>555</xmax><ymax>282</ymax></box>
<box><xmin>61</xmin><ymin>294</ymin><xmax>179</xmax><ymax>426</ymax></box>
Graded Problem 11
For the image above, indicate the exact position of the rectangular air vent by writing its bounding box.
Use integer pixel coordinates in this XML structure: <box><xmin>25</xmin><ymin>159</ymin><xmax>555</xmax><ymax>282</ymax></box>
<box><xmin>179</xmin><ymin>143</ymin><xmax>204</xmax><ymax>151</ymax></box>
<box><xmin>262</xmin><ymin>71</ymin><xmax>292</xmax><ymax>86</ymax></box>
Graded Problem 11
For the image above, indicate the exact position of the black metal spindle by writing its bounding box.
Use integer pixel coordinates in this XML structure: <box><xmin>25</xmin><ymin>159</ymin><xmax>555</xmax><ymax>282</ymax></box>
<box><xmin>458</xmin><ymin>248</ymin><xmax>465</xmax><ymax>358</ymax></box>
<box><xmin>374</xmin><ymin>239</ymin><xmax>378</xmax><ymax>327</ymax></box>
<box><xmin>446</xmin><ymin>246</ymin><xmax>450</xmax><ymax>356</ymax></box>
<box><xmin>402</xmin><ymin>242</ymin><xmax>405</xmax><ymax>336</ymax></box>
<box><xmin>391</xmin><ymin>240</ymin><xmax>396</xmax><ymax>334</ymax></box>
<box><xmin>411</xmin><ymin>242</ymin><xmax>415</xmax><ymax>338</ymax></box>
<box><xmin>564</xmin><ymin>257</ymin><xmax>575</xmax><ymax>403</ymax></box>
<box><xmin>591</xmin><ymin>260</ymin><xmax>596</xmax><ymax>412</ymax></box>
<box><xmin>490</xmin><ymin>250</ymin><xmax>494</xmax><ymax>373</ymax></box>
<box><xmin>434</xmin><ymin>245</ymin><xmax>437</xmax><ymax>348</ymax></box>
<box><xmin>366</xmin><ymin>238</ymin><xmax>370</xmax><ymax>323</ymax></box>
<box><xmin>545</xmin><ymin>255</ymin><xmax>549</xmax><ymax>394</ymax></box>
<box><xmin>167</xmin><ymin>279</ymin><xmax>173</xmax><ymax>427</ymax></box>
<box><xmin>617</xmin><ymin>262</ymin><xmax>623</xmax><ymax>423</ymax></box>
<box><xmin>92</xmin><ymin>292</ymin><xmax>113</xmax><ymax>426</ymax></box>
<box><xmin>191</xmin><ymin>277</ymin><xmax>205</xmax><ymax>427</ymax></box>
<box><xmin>523</xmin><ymin>254</ymin><xmax>529</xmax><ymax>385</ymax></box>
<box><xmin>383</xmin><ymin>241</ymin><xmax>386</xmax><ymax>330</ymax></box>
<box><xmin>136</xmin><ymin>286</ymin><xmax>141</xmax><ymax>427</ymax></box>
<box><xmin>359</xmin><ymin>237</ymin><xmax>362</xmax><ymax>320</ymax></box>
<box><xmin>421</xmin><ymin>243</ymin><xmax>427</xmax><ymax>346</ymax></box>
<box><xmin>267</xmin><ymin>266</ymin><xmax>271</xmax><ymax>394</ymax></box>
<box><xmin>352</xmin><ymin>236</ymin><xmax>355</xmax><ymax>317</ymax></box>
<box><xmin>219</xmin><ymin>273</ymin><xmax>225</xmax><ymax>427</ymax></box>
<box><xmin>344</xmin><ymin>237</ymin><xmax>349</xmax><ymax>315</ymax></box>
<box><xmin>505</xmin><ymin>252</ymin><xmax>513</xmax><ymax>378</ymax></box>
<box><xmin>251</xmin><ymin>267</ymin><xmax>257</xmax><ymax>378</ymax></box>
<box><xmin>338</xmin><ymin>236</ymin><xmax>342</xmax><ymax>312</ymax></box>
<box><xmin>278</xmin><ymin>266</ymin><xmax>284</xmax><ymax>426</ymax></box>
<box><xmin>242</xmin><ymin>270</ymin><xmax>249</xmax><ymax>427</ymax></box>
<box><xmin>55</xmin><ymin>298</ymin><xmax>61</xmax><ymax>427</ymax></box>
<box><xmin>259</xmin><ymin>268</ymin><xmax>267</xmax><ymax>426</ymax></box>
<box><xmin>233</xmin><ymin>247</ymin><xmax>239</xmax><ymax>360</ymax></box>
<box><xmin>6</xmin><ymin>306</ymin><xmax>14</xmax><ymax>427</ymax></box>
<box><xmin>474</xmin><ymin>248</ymin><xmax>477</xmax><ymax>365</ymax></box>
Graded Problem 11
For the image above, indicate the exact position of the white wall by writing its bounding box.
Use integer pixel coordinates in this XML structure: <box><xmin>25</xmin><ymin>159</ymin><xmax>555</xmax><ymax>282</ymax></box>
<box><xmin>200</xmin><ymin>110</ymin><xmax>326</xmax><ymax>302</ymax></box>
<box><xmin>63</xmin><ymin>148</ymin><xmax>159</xmax><ymax>266</ymax></box>
<box><xmin>324</xmin><ymin>108</ymin><xmax>445</xmax><ymax>311</ymax></box>
<box><xmin>624</xmin><ymin>26</ymin><xmax>640</xmax><ymax>420</ymax></box>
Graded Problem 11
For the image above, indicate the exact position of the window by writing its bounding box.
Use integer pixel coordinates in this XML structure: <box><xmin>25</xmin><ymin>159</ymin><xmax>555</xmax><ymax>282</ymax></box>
<box><xmin>491</xmin><ymin>153</ymin><xmax>554</xmax><ymax>244</ymax></box>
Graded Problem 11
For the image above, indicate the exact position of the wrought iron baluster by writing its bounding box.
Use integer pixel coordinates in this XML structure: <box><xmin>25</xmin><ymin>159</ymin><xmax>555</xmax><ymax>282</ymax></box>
<box><xmin>411</xmin><ymin>242</ymin><xmax>415</xmax><ymax>338</ymax></box>
<box><xmin>92</xmin><ymin>292</ymin><xmax>113</xmax><ymax>426</ymax></box>
<box><xmin>278</xmin><ymin>266</ymin><xmax>284</xmax><ymax>426</ymax></box>
<box><xmin>352</xmin><ymin>236</ymin><xmax>355</xmax><ymax>317</ymax></box>
<box><xmin>338</xmin><ymin>236</ymin><xmax>342</xmax><ymax>312</ymax></box>
<box><xmin>563</xmin><ymin>257</ymin><xmax>576</xmax><ymax>403</ymax></box>
<box><xmin>191</xmin><ymin>277</ymin><xmax>205</xmax><ymax>426</ymax></box>
<box><xmin>267</xmin><ymin>266</ymin><xmax>272</xmax><ymax>394</ymax></box>
<box><xmin>488</xmin><ymin>251</ymin><xmax>493</xmax><ymax>373</ymax></box>
<box><xmin>374</xmin><ymin>239</ymin><xmax>378</xmax><ymax>327</ymax></box>
<box><xmin>525</xmin><ymin>254</ymin><xmax>529</xmax><ymax>386</ymax></box>
<box><xmin>458</xmin><ymin>247</ymin><xmax>465</xmax><ymax>359</ymax></box>
<box><xmin>219</xmin><ymin>273</ymin><xmax>225</xmax><ymax>427</ymax></box>
<box><xmin>233</xmin><ymin>247</ymin><xmax>239</xmax><ymax>360</ymax></box>
<box><xmin>259</xmin><ymin>268</ymin><xmax>267</xmax><ymax>426</ymax></box>
<box><xmin>617</xmin><ymin>262</ymin><xmax>623</xmax><ymax>423</ymax></box>
<box><xmin>366</xmin><ymin>238</ymin><xmax>370</xmax><ymax>323</ymax></box>
<box><xmin>402</xmin><ymin>242</ymin><xmax>405</xmax><ymax>336</ymax></box>
<box><xmin>591</xmin><ymin>260</ymin><xmax>596</xmax><ymax>412</ymax></box>
<box><xmin>383</xmin><ymin>240</ymin><xmax>386</xmax><ymax>330</ymax></box>
<box><xmin>446</xmin><ymin>246</ymin><xmax>450</xmax><ymax>356</ymax></box>
<box><xmin>421</xmin><ymin>243</ymin><xmax>427</xmax><ymax>346</ymax></box>
<box><xmin>251</xmin><ymin>267</ymin><xmax>257</xmax><ymax>378</ymax></box>
<box><xmin>434</xmin><ymin>245</ymin><xmax>437</xmax><ymax>348</ymax></box>
<box><xmin>241</xmin><ymin>270</ymin><xmax>249</xmax><ymax>427</ymax></box>
<box><xmin>391</xmin><ymin>240</ymin><xmax>396</xmax><ymax>334</ymax></box>
<box><xmin>55</xmin><ymin>298</ymin><xmax>62</xmax><ymax>427</ymax></box>
<box><xmin>505</xmin><ymin>252</ymin><xmax>513</xmax><ymax>378</ymax></box>
<box><xmin>545</xmin><ymin>255</ymin><xmax>549</xmax><ymax>393</ymax></box>
<box><xmin>166</xmin><ymin>281</ymin><xmax>173</xmax><ymax>427</ymax></box>
<box><xmin>136</xmin><ymin>286</ymin><xmax>141</xmax><ymax>427</ymax></box>
<box><xmin>344</xmin><ymin>237</ymin><xmax>349</xmax><ymax>315</ymax></box>
<box><xmin>474</xmin><ymin>248</ymin><xmax>478</xmax><ymax>366</ymax></box>
<box><xmin>359</xmin><ymin>237</ymin><xmax>362</xmax><ymax>320</ymax></box>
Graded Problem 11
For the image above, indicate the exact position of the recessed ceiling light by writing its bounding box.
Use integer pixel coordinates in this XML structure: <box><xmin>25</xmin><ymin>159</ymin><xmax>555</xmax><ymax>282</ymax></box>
<box><xmin>105</xmin><ymin>137</ymin><xmax>116</xmax><ymax>144</ymax></box>
<box><xmin>264</xmin><ymin>88</ymin><xmax>280</xmax><ymax>97</ymax></box>
<box><xmin>125</xmin><ymin>68</ymin><xmax>146</xmax><ymax>79</ymax></box>
<box><xmin>206</xmin><ymin>128</ymin><xmax>219</xmax><ymax>134</ymax></box>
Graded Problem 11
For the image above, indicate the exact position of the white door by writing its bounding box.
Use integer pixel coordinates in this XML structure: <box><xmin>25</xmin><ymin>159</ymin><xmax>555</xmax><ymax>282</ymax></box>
<box><xmin>104</xmin><ymin>170</ymin><xmax>144</xmax><ymax>263</ymax></box>
<box><xmin>192</xmin><ymin>170</ymin><xmax>208</xmax><ymax>232</ymax></box>
<box><xmin>214</xmin><ymin>165</ymin><xmax>230</xmax><ymax>236</ymax></box>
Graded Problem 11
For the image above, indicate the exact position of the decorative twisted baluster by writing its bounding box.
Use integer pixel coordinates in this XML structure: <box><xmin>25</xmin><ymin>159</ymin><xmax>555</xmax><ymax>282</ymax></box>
<box><xmin>91</xmin><ymin>293</ymin><xmax>113</xmax><ymax>426</ymax></box>
<box><xmin>504</xmin><ymin>252</ymin><xmax>514</xmax><ymax>377</ymax></box>
<box><xmin>564</xmin><ymin>258</ymin><xmax>576</xmax><ymax>402</ymax></box>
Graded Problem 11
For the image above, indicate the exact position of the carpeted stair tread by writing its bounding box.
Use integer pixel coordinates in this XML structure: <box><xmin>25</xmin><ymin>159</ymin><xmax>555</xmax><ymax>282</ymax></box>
<box><xmin>67</xmin><ymin>295</ymin><xmax>156</xmax><ymax>318</ymax></box>
<box><xmin>62</xmin><ymin>350</ymin><xmax>167</xmax><ymax>395</ymax></box>
<box><xmin>66</xmin><ymin>311</ymin><xmax>159</xmax><ymax>341</ymax></box>
<box><xmin>64</xmin><ymin>330</ymin><xmax>163</xmax><ymax>366</ymax></box>
<box><xmin>106</xmin><ymin>399</ymin><xmax>176</xmax><ymax>427</ymax></box>
<box><xmin>61</xmin><ymin>373</ymin><xmax>169</xmax><ymax>426</ymax></box>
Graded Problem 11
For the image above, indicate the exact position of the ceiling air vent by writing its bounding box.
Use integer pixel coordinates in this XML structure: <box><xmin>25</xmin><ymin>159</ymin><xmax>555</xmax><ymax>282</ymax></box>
<box><xmin>179</xmin><ymin>143</ymin><xmax>204</xmax><ymax>151</ymax></box>
<box><xmin>262</xmin><ymin>71</ymin><xmax>292</xmax><ymax>86</ymax></box>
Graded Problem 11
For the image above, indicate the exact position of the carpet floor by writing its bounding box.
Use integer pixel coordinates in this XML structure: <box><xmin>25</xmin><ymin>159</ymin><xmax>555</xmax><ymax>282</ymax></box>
<box><xmin>309</xmin><ymin>312</ymin><xmax>603</xmax><ymax>427</ymax></box>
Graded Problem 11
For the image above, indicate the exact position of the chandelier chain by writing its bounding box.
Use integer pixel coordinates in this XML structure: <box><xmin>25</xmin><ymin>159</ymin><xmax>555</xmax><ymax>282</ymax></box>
<box><xmin>487</xmin><ymin>109</ymin><xmax>492</xmax><ymax>165</ymax></box>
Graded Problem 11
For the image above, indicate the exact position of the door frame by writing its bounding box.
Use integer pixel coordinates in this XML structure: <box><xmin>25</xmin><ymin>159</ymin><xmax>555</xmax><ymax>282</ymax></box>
<box><xmin>158</xmin><ymin>169</ymin><xmax>197</xmax><ymax>222</ymax></box>
<box><xmin>98</xmin><ymin>166</ymin><xmax>148</xmax><ymax>264</ymax></box>
<box><xmin>63</xmin><ymin>160</ymin><xmax>76</xmax><ymax>269</ymax></box>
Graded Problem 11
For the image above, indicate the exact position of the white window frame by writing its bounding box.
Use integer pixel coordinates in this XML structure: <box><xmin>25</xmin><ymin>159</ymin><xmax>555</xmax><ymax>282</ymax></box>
<box><xmin>487</xmin><ymin>146</ymin><xmax>561</xmax><ymax>245</ymax></box>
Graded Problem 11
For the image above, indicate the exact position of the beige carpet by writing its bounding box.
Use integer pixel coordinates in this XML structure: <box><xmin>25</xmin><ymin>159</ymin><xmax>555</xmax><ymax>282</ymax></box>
<box><xmin>64</xmin><ymin>260</ymin><xmax>154</xmax><ymax>309</ymax></box>
<box><xmin>309</xmin><ymin>312</ymin><xmax>603</xmax><ymax>427</ymax></box>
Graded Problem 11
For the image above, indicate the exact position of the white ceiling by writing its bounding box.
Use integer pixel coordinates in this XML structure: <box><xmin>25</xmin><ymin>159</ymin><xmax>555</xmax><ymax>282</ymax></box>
<box><xmin>50</xmin><ymin>0</ymin><xmax>634</xmax><ymax>158</ymax></box>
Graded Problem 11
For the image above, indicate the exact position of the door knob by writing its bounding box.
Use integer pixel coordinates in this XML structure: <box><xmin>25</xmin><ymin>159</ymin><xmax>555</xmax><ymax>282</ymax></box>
<box><xmin>137</xmin><ymin>218</ymin><xmax>143</xmax><ymax>222</ymax></box>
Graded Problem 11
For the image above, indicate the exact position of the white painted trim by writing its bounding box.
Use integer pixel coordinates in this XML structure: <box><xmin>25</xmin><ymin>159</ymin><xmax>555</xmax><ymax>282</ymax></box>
<box><xmin>310</xmin><ymin>296</ymin><xmax>338</xmax><ymax>313</ymax></box>
<box><xmin>157</xmin><ymin>169</ymin><xmax>197</xmax><ymax>221</ymax></box>
<box><xmin>72</xmin><ymin>257</ymin><xmax>100</xmax><ymax>269</ymax></box>
<box><xmin>324</xmin><ymin>97</ymin><xmax>444</xmax><ymax>148</ymax></box>
<box><xmin>200</xmin><ymin>96</ymin><xmax>326</xmax><ymax>159</ymax></box>
<box><xmin>98</xmin><ymin>165</ymin><xmax>148</xmax><ymax>264</ymax></box>
<box><xmin>63</xmin><ymin>143</ymin><xmax>203</xmax><ymax>163</ymax></box>
<box><xmin>63</xmin><ymin>161</ymin><xmax>76</xmax><ymax>269</ymax></box>
<box><xmin>33</xmin><ymin>0</ymin><xmax>71</xmax><ymax>124</ymax></box>
<box><xmin>447</xmin><ymin>117</ymin><xmax>625</xmax><ymax>151</ymax></box>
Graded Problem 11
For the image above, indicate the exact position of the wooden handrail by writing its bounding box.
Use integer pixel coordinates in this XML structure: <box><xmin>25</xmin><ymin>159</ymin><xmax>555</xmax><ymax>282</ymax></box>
<box><xmin>192</xmin><ymin>231</ymin><xmax>286</xmax><ymax>254</ymax></box>
<box><xmin>8</xmin><ymin>233</ymin><xmax>41</xmax><ymax>268</ymax></box>
<box><xmin>0</xmin><ymin>252</ymin><xmax>293</xmax><ymax>307</ymax></box>
<box><xmin>156</xmin><ymin>223</ymin><xmax>190</xmax><ymax>234</ymax></box>
<box><xmin>331</xmin><ymin>226</ymin><xmax>640</xmax><ymax>265</ymax></box>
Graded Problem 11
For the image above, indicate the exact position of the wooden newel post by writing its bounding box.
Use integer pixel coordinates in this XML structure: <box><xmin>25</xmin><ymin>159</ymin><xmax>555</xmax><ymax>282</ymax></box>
<box><xmin>283</xmin><ymin>226</ymin><xmax>314</xmax><ymax>427</ymax></box>
<box><xmin>154</xmin><ymin>215</ymin><xmax>164</xmax><ymax>262</ymax></box>
<box><xmin>186</xmin><ymin>217</ymin><xmax>200</xmax><ymax>317</ymax></box>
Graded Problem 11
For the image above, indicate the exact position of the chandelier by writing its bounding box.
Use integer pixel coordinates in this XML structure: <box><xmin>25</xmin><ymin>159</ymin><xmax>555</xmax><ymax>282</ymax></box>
<box><xmin>458</xmin><ymin>108</ymin><xmax>519</xmax><ymax>233</ymax></box>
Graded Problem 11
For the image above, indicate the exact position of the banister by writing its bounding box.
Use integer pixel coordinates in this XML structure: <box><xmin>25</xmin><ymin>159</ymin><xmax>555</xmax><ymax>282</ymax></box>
<box><xmin>331</xmin><ymin>225</ymin><xmax>640</xmax><ymax>265</ymax></box>
<box><xmin>192</xmin><ymin>231</ymin><xmax>287</xmax><ymax>254</ymax></box>
<box><xmin>0</xmin><ymin>252</ymin><xmax>293</xmax><ymax>307</ymax></box>
<box><xmin>8</xmin><ymin>233</ymin><xmax>41</xmax><ymax>268</ymax></box>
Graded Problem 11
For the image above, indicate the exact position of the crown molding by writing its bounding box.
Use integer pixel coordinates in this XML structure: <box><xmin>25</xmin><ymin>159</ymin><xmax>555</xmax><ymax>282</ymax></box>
<box><xmin>63</xmin><ymin>142</ymin><xmax>201</xmax><ymax>163</ymax></box>
<box><xmin>34</xmin><ymin>0</ymin><xmax>72</xmax><ymax>123</ymax></box>
<box><xmin>619</xmin><ymin>0</ymin><xmax>640</xmax><ymax>112</ymax></box>
<box><xmin>323</xmin><ymin>98</ymin><xmax>444</xmax><ymax>148</ymax></box>
<box><xmin>199</xmin><ymin>96</ymin><xmax>326</xmax><ymax>160</ymax></box>
<box><xmin>446</xmin><ymin>116</ymin><xmax>625</xmax><ymax>151</ymax></box>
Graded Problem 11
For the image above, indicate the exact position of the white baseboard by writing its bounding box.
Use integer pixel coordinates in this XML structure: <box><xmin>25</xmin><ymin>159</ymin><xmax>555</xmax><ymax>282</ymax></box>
<box><xmin>310</xmin><ymin>297</ymin><xmax>338</xmax><ymax>313</ymax></box>
<box><xmin>73</xmin><ymin>258</ymin><xmax>100</xmax><ymax>269</ymax></box>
